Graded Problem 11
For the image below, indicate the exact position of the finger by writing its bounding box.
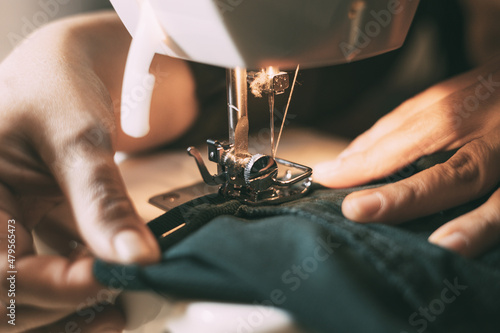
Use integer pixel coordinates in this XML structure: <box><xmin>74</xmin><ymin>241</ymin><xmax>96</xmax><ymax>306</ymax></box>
<box><xmin>0</xmin><ymin>305</ymin><xmax>73</xmax><ymax>333</ymax></box>
<box><xmin>34</xmin><ymin>201</ymin><xmax>85</xmax><ymax>257</ymax></box>
<box><xmin>335</xmin><ymin>96</ymin><xmax>428</xmax><ymax>160</ymax></box>
<box><xmin>0</xmin><ymin>303</ymin><xmax>124</xmax><ymax>333</ymax></box>
<box><xmin>0</xmin><ymin>207</ymin><xmax>115</xmax><ymax>309</ymax></box>
<box><xmin>341</xmin><ymin>138</ymin><xmax>500</xmax><ymax>224</ymax></box>
<box><xmin>6</xmin><ymin>255</ymin><xmax>116</xmax><ymax>309</ymax></box>
<box><xmin>42</xmin><ymin>122</ymin><xmax>160</xmax><ymax>265</ymax></box>
<box><xmin>315</xmin><ymin>115</ymin><xmax>442</xmax><ymax>188</ymax></box>
<box><xmin>41</xmin><ymin>304</ymin><xmax>125</xmax><ymax>333</ymax></box>
<box><xmin>315</xmin><ymin>82</ymin><xmax>487</xmax><ymax>188</ymax></box>
<box><xmin>429</xmin><ymin>187</ymin><xmax>500</xmax><ymax>258</ymax></box>
<box><xmin>334</xmin><ymin>65</ymin><xmax>494</xmax><ymax>161</ymax></box>
<box><xmin>30</xmin><ymin>67</ymin><xmax>160</xmax><ymax>265</ymax></box>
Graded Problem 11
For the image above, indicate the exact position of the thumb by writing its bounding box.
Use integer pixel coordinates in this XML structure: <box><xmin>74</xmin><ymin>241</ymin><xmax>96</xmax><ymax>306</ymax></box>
<box><xmin>49</xmin><ymin>124</ymin><xmax>160</xmax><ymax>265</ymax></box>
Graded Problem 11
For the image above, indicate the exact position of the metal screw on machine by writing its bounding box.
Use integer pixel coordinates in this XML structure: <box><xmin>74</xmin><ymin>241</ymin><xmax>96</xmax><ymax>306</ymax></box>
<box><xmin>186</xmin><ymin>142</ymin><xmax>312</xmax><ymax>205</ymax></box>
<box><xmin>149</xmin><ymin>66</ymin><xmax>312</xmax><ymax>211</ymax></box>
<box><xmin>185</xmin><ymin>67</ymin><xmax>312</xmax><ymax>205</ymax></box>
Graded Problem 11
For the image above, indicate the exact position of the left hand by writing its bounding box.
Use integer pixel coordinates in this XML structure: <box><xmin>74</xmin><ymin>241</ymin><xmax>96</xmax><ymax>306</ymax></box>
<box><xmin>315</xmin><ymin>56</ymin><xmax>500</xmax><ymax>258</ymax></box>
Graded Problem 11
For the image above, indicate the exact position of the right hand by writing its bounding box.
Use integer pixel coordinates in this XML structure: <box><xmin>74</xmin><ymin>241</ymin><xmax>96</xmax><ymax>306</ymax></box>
<box><xmin>0</xmin><ymin>14</ymin><xmax>161</xmax><ymax>332</ymax></box>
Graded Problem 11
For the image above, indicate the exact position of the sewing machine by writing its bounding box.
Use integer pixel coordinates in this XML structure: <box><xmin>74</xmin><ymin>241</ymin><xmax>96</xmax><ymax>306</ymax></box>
<box><xmin>147</xmin><ymin>65</ymin><xmax>316</xmax><ymax>210</ymax></box>
<box><xmin>110</xmin><ymin>0</ymin><xmax>420</xmax><ymax>331</ymax></box>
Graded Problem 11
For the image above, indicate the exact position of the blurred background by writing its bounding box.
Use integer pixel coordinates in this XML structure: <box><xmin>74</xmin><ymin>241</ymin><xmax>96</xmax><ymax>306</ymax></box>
<box><xmin>0</xmin><ymin>0</ymin><xmax>111</xmax><ymax>60</ymax></box>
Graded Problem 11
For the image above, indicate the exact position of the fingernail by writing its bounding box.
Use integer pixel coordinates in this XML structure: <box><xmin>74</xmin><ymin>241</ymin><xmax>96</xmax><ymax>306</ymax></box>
<box><xmin>429</xmin><ymin>232</ymin><xmax>468</xmax><ymax>253</ymax></box>
<box><xmin>343</xmin><ymin>192</ymin><xmax>382</xmax><ymax>221</ymax></box>
<box><xmin>113</xmin><ymin>230</ymin><xmax>151</xmax><ymax>264</ymax></box>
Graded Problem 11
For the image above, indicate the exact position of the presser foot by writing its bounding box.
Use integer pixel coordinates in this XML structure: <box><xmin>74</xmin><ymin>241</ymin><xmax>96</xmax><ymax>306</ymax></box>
<box><xmin>148</xmin><ymin>143</ymin><xmax>313</xmax><ymax>212</ymax></box>
<box><xmin>148</xmin><ymin>174</ymin><xmax>312</xmax><ymax>212</ymax></box>
<box><xmin>217</xmin><ymin>159</ymin><xmax>313</xmax><ymax>206</ymax></box>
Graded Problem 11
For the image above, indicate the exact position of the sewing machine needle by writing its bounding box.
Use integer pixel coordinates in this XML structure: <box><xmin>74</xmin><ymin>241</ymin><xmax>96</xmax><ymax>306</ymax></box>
<box><xmin>274</xmin><ymin>64</ymin><xmax>299</xmax><ymax>157</ymax></box>
<box><xmin>269</xmin><ymin>93</ymin><xmax>276</xmax><ymax>159</ymax></box>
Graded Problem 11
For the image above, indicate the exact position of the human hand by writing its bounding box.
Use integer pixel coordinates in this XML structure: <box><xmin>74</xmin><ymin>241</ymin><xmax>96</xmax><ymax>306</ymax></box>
<box><xmin>0</xmin><ymin>15</ymin><xmax>160</xmax><ymax>332</ymax></box>
<box><xmin>315</xmin><ymin>57</ymin><xmax>500</xmax><ymax>258</ymax></box>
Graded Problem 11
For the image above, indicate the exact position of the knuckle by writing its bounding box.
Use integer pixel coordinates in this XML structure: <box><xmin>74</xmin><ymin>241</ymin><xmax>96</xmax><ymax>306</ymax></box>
<box><xmin>96</xmin><ymin>193</ymin><xmax>136</xmax><ymax>226</ymax></box>
<box><xmin>398</xmin><ymin>178</ymin><xmax>428</xmax><ymax>204</ymax></box>
<box><xmin>71</xmin><ymin>123</ymin><xmax>113</xmax><ymax>154</ymax></box>
<box><xmin>446</xmin><ymin>152</ymin><xmax>479</xmax><ymax>182</ymax></box>
<box><xmin>56</xmin><ymin>123</ymin><xmax>114</xmax><ymax>174</ymax></box>
<box><xmin>59</xmin><ymin>122</ymin><xmax>113</xmax><ymax>158</ymax></box>
<box><xmin>88</xmin><ymin>164</ymin><xmax>136</xmax><ymax>225</ymax></box>
<box><xmin>440</xmin><ymin>148</ymin><xmax>483</xmax><ymax>192</ymax></box>
<box><xmin>443</xmin><ymin>140</ymin><xmax>497</xmax><ymax>196</ymax></box>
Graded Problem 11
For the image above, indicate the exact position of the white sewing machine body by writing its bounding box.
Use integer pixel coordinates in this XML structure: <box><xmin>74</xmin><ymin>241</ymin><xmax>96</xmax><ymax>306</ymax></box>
<box><xmin>112</xmin><ymin>0</ymin><xmax>419</xmax><ymax>69</ymax></box>
<box><xmin>110</xmin><ymin>0</ymin><xmax>420</xmax><ymax>137</ymax></box>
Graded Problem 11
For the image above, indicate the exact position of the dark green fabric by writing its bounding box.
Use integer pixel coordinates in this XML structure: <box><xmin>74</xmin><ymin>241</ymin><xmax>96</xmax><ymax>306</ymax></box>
<box><xmin>94</xmin><ymin>153</ymin><xmax>500</xmax><ymax>333</ymax></box>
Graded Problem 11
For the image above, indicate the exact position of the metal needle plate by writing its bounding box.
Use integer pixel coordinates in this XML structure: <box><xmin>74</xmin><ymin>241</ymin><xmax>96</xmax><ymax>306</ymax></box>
<box><xmin>149</xmin><ymin>182</ymin><xmax>219</xmax><ymax>211</ymax></box>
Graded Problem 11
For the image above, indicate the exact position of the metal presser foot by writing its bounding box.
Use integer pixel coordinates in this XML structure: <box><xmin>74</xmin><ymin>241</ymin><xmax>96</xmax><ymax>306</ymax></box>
<box><xmin>149</xmin><ymin>67</ymin><xmax>312</xmax><ymax>211</ymax></box>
